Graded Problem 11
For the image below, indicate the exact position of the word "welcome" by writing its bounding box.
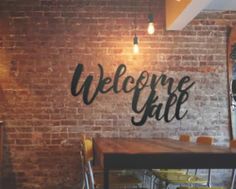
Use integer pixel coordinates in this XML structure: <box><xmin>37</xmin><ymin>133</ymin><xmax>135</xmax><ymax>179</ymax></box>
<box><xmin>71</xmin><ymin>64</ymin><xmax>195</xmax><ymax>126</ymax></box>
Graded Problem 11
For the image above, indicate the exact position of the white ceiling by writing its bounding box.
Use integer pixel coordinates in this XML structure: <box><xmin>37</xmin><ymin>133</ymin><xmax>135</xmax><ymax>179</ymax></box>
<box><xmin>206</xmin><ymin>0</ymin><xmax>236</xmax><ymax>11</ymax></box>
<box><xmin>166</xmin><ymin>0</ymin><xmax>236</xmax><ymax>30</ymax></box>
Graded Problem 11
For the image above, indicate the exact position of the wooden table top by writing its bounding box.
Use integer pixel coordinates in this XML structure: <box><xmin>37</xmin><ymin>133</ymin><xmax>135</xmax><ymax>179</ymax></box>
<box><xmin>94</xmin><ymin>138</ymin><xmax>236</xmax><ymax>169</ymax></box>
<box><xmin>94</xmin><ymin>138</ymin><xmax>234</xmax><ymax>154</ymax></box>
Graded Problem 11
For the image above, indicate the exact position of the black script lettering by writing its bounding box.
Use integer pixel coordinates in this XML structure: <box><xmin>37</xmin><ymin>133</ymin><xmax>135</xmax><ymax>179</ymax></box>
<box><xmin>71</xmin><ymin>64</ymin><xmax>102</xmax><ymax>105</ymax></box>
<box><xmin>131</xmin><ymin>71</ymin><xmax>152</xmax><ymax>115</ymax></box>
<box><xmin>150</xmin><ymin>74</ymin><xmax>177</xmax><ymax>95</ymax></box>
<box><xmin>154</xmin><ymin>103</ymin><xmax>164</xmax><ymax>121</ymax></box>
<box><xmin>161</xmin><ymin>76</ymin><xmax>176</xmax><ymax>95</ymax></box>
<box><xmin>149</xmin><ymin>96</ymin><xmax>164</xmax><ymax>121</ymax></box>
<box><xmin>164</xmin><ymin>93</ymin><xmax>178</xmax><ymax>122</ymax></box>
<box><xmin>136</xmin><ymin>71</ymin><xmax>149</xmax><ymax>90</ymax></box>
<box><xmin>177</xmin><ymin>76</ymin><xmax>195</xmax><ymax>92</ymax></box>
<box><xmin>113</xmin><ymin>64</ymin><xmax>126</xmax><ymax>93</ymax></box>
<box><xmin>131</xmin><ymin>90</ymin><xmax>158</xmax><ymax>126</ymax></box>
<box><xmin>150</xmin><ymin>74</ymin><xmax>161</xmax><ymax>90</ymax></box>
<box><xmin>131</xmin><ymin>91</ymin><xmax>180</xmax><ymax>126</ymax></box>
<box><xmin>71</xmin><ymin>63</ymin><xmax>195</xmax><ymax>126</ymax></box>
<box><xmin>71</xmin><ymin>64</ymin><xmax>83</xmax><ymax>96</ymax></box>
<box><xmin>123</xmin><ymin>76</ymin><xmax>135</xmax><ymax>93</ymax></box>
<box><xmin>131</xmin><ymin>76</ymin><xmax>194</xmax><ymax>126</ymax></box>
<box><xmin>100</xmin><ymin>77</ymin><xmax>113</xmax><ymax>93</ymax></box>
<box><xmin>176</xmin><ymin>91</ymin><xmax>189</xmax><ymax>120</ymax></box>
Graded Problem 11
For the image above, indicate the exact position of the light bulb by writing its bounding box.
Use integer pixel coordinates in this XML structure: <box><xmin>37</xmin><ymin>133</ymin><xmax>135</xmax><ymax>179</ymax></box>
<box><xmin>133</xmin><ymin>44</ymin><xmax>139</xmax><ymax>54</ymax></box>
<box><xmin>148</xmin><ymin>22</ymin><xmax>155</xmax><ymax>34</ymax></box>
<box><xmin>147</xmin><ymin>13</ymin><xmax>155</xmax><ymax>35</ymax></box>
<box><xmin>133</xmin><ymin>35</ymin><xmax>139</xmax><ymax>54</ymax></box>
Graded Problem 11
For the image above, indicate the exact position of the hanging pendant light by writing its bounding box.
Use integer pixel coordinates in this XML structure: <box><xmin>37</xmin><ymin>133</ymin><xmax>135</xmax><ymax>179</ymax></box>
<box><xmin>147</xmin><ymin>0</ymin><xmax>155</xmax><ymax>35</ymax></box>
<box><xmin>133</xmin><ymin>0</ymin><xmax>139</xmax><ymax>54</ymax></box>
<box><xmin>147</xmin><ymin>13</ymin><xmax>155</xmax><ymax>35</ymax></box>
<box><xmin>133</xmin><ymin>34</ymin><xmax>139</xmax><ymax>54</ymax></box>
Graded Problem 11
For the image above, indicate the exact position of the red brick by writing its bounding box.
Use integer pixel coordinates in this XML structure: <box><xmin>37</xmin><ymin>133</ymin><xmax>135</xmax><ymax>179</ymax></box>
<box><xmin>0</xmin><ymin>0</ymin><xmax>233</xmax><ymax>188</ymax></box>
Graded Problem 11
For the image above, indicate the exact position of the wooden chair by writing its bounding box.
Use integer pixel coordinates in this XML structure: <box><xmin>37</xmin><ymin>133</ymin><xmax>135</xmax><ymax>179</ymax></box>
<box><xmin>154</xmin><ymin>136</ymin><xmax>213</xmax><ymax>189</ymax></box>
<box><xmin>179</xmin><ymin>134</ymin><xmax>191</xmax><ymax>174</ymax></box>
<box><xmin>153</xmin><ymin>135</ymin><xmax>190</xmax><ymax>174</ymax></box>
<box><xmin>80</xmin><ymin>135</ymin><xmax>143</xmax><ymax>189</ymax></box>
<box><xmin>152</xmin><ymin>135</ymin><xmax>192</xmax><ymax>189</ymax></box>
<box><xmin>153</xmin><ymin>170</ymin><xmax>208</xmax><ymax>189</ymax></box>
<box><xmin>177</xmin><ymin>139</ymin><xmax>236</xmax><ymax>189</ymax></box>
<box><xmin>195</xmin><ymin>136</ymin><xmax>213</xmax><ymax>187</ymax></box>
<box><xmin>153</xmin><ymin>135</ymin><xmax>191</xmax><ymax>176</ymax></box>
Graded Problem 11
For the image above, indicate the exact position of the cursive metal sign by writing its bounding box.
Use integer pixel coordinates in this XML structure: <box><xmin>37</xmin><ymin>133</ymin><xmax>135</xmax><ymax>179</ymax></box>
<box><xmin>71</xmin><ymin>64</ymin><xmax>195</xmax><ymax>126</ymax></box>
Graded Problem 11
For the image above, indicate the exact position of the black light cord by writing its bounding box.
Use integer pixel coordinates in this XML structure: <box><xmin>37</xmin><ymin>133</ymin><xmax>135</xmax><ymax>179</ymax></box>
<box><xmin>134</xmin><ymin>0</ymin><xmax>137</xmax><ymax>35</ymax></box>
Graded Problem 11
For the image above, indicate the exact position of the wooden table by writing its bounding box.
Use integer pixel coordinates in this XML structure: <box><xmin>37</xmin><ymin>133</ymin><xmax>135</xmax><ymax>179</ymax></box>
<box><xmin>94</xmin><ymin>138</ymin><xmax>236</xmax><ymax>189</ymax></box>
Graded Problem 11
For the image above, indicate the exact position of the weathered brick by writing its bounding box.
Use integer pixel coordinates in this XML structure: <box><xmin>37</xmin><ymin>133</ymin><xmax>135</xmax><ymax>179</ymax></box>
<box><xmin>0</xmin><ymin>0</ymin><xmax>235</xmax><ymax>188</ymax></box>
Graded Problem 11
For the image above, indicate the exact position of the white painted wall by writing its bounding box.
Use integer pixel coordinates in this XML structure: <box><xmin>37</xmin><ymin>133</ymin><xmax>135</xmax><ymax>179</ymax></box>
<box><xmin>206</xmin><ymin>0</ymin><xmax>236</xmax><ymax>11</ymax></box>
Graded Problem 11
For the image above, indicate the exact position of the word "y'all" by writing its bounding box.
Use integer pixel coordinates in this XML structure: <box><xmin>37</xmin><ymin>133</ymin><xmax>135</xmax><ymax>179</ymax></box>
<box><xmin>71</xmin><ymin>64</ymin><xmax>195</xmax><ymax>126</ymax></box>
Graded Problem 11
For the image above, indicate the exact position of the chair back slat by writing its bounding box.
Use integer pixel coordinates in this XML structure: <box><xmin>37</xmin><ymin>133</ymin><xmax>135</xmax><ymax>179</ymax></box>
<box><xmin>79</xmin><ymin>134</ymin><xmax>93</xmax><ymax>162</ymax></box>
<box><xmin>196</xmin><ymin>136</ymin><xmax>213</xmax><ymax>145</ymax></box>
<box><xmin>79</xmin><ymin>134</ymin><xmax>95</xmax><ymax>189</ymax></box>
<box><xmin>79</xmin><ymin>142</ymin><xmax>86</xmax><ymax>189</ymax></box>
<box><xmin>84</xmin><ymin>139</ymin><xmax>94</xmax><ymax>162</ymax></box>
<box><xmin>179</xmin><ymin>134</ymin><xmax>190</xmax><ymax>142</ymax></box>
<box><xmin>230</xmin><ymin>140</ymin><xmax>236</xmax><ymax>149</ymax></box>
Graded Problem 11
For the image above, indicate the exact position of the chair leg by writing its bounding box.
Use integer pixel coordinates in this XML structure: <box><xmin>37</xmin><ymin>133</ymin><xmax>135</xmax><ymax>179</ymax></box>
<box><xmin>152</xmin><ymin>177</ymin><xmax>155</xmax><ymax>189</ymax></box>
<box><xmin>81</xmin><ymin>170</ymin><xmax>85</xmax><ymax>189</ymax></box>
<box><xmin>166</xmin><ymin>183</ymin><xmax>169</xmax><ymax>189</ymax></box>
<box><xmin>155</xmin><ymin>177</ymin><xmax>162</xmax><ymax>189</ymax></box>
<box><xmin>152</xmin><ymin>177</ymin><xmax>158</xmax><ymax>189</ymax></box>
<box><xmin>207</xmin><ymin>169</ymin><xmax>212</xmax><ymax>187</ymax></box>
<box><xmin>151</xmin><ymin>175</ymin><xmax>155</xmax><ymax>189</ymax></box>
<box><xmin>195</xmin><ymin>169</ymin><xmax>198</xmax><ymax>175</ymax></box>
<box><xmin>230</xmin><ymin>169</ymin><xmax>236</xmax><ymax>189</ymax></box>
<box><xmin>85</xmin><ymin>173</ymin><xmax>90</xmax><ymax>189</ymax></box>
<box><xmin>88</xmin><ymin>162</ymin><xmax>95</xmax><ymax>189</ymax></box>
<box><xmin>143</xmin><ymin>170</ymin><xmax>149</xmax><ymax>186</ymax></box>
<box><xmin>144</xmin><ymin>170</ymin><xmax>151</xmax><ymax>188</ymax></box>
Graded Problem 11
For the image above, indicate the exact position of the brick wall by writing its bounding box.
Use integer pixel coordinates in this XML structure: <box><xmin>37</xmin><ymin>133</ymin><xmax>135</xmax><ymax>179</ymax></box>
<box><xmin>0</xmin><ymin>0</ymin><xmax>235</xmax><ymax>188</ymax></box>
